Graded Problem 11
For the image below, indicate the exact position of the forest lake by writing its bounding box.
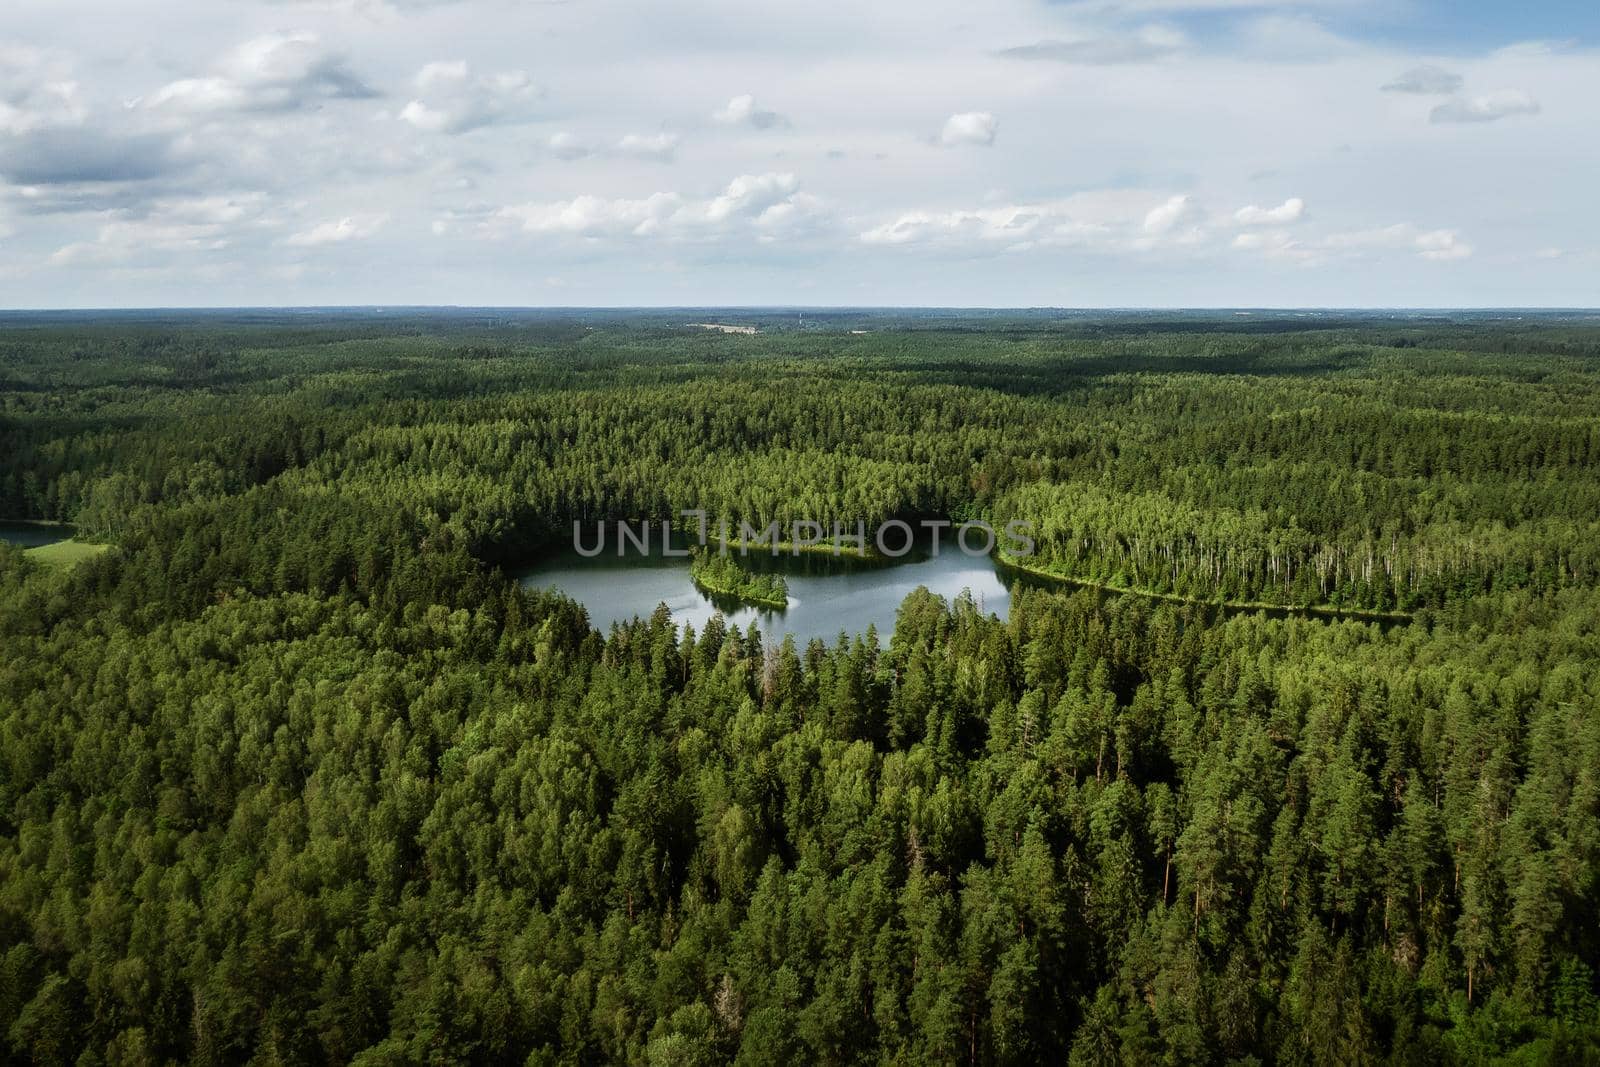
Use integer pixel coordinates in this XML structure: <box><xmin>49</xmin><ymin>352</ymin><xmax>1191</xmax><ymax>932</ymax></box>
<box><xmin>514</xmin><ymin>531</ymin><xmax>1024</xmax><ymax>647</ymax></box>
<box><xmin>514</xmin><ymin>526</ymin><xmax>1412</xmax><ymax>644</ymax></box>
<box><xmin>0</xmin><ymin>520</ymin><xmax>1407</xmax><ymax>643</ymax></box>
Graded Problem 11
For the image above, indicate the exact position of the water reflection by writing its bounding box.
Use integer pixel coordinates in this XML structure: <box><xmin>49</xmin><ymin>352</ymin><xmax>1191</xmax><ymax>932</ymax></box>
<box><xmin>515</xmin><ymin>535</ymin><xmax>1011</xmax><ymax>645</ymax></box>
<box><xmin>0</xmin><ymin>521</ymin><xmax>72</xmax><ymax>549</ymax></box>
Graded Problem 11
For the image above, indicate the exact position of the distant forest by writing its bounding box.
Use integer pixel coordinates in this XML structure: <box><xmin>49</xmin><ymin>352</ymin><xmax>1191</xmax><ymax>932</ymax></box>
<box><xmin>1</xmin><ymin>311</ymin><xmax>1598</xmax><ymax>1064</ymax></box>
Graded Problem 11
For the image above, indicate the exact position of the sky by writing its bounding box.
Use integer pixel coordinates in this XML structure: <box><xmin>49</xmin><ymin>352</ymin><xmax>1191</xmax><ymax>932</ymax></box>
<box><xmin>0</xmin><ymin>0</ymin><xmax>1595</xmax><ymax>308</ymax></box>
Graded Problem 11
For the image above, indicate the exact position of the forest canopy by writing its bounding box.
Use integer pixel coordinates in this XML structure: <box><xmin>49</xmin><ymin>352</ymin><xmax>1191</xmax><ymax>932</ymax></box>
<box><xmin>1</xmin><ymin>310</ymin><xmax>1598</xmax><ymax>1064</ymax></box>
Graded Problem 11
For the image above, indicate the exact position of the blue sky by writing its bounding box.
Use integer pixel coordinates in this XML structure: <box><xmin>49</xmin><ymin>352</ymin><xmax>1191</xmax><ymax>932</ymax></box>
<box><xmin>1135</xmin><ymin>0</ymin><xmax>1600</xmax><ymax>52</ymax></box>
<box><xmin>1336</xmin><ymin>0</ymin><xmax>1600</xmax><ymax>50</ymax></box>
<box><xmin>0</xmin><ymin>0</ymin><xmax>1595</xmax><ymax>307</ymax></box>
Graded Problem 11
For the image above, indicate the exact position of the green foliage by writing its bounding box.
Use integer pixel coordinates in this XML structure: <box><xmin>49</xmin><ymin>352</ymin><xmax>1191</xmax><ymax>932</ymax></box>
<box><xmin>690</xmin><ymin>550</ymin><xmax>789</xmax><ymax>608</ymax></box>
<box><xmin>1</xmin><ymin>312</ymin><xmax>1598</xmax><ymax>1063</ymax></box>
<box><xmin>20</xmin><ymin>538</ymin><xmax>110</xmax><ymax>569</ymax></box>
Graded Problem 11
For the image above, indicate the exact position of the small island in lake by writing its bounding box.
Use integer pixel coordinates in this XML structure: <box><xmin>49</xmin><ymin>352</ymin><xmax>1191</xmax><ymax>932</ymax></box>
<box><xmin>689</xmin><ymin>549</ymin><xmax>789</xmax><ymax>608</ymax></box>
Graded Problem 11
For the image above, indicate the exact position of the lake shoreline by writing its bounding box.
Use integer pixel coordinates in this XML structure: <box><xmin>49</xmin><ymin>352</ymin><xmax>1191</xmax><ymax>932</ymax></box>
<box><xmin>517</xmin><ymin>531</ymin><xmax>1009</xmax><ymax>645</ymax></box>
<box><xmin>688</xmin><ymin>574</ymin><xmax>789</xmax><ymax>610</ymax></box>
<box><xmin>0</xmin><ymin>520</ymin><xmax>116</xmax><ymax>569</ymax></box>
<box><xmin>0</xmin><ymin>518</ymin><xmax>75</xmax><ymax>530</ymax></box>
<box><xmin>707</xmin><ymin>533</ymin><xmax>879</xmax><ymax>562</ymax></box>
<box><xmin>994</xmin><ymin>552</ymin><xmax>1415</xmax><ymax>624</ymax></box>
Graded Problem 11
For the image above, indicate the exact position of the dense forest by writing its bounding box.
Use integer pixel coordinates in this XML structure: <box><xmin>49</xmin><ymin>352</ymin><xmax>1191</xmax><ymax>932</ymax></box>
<box><xmin>1</xmin><ymin>310</ymin><xmax>1598</xmax><ymax>1064</ymax></box>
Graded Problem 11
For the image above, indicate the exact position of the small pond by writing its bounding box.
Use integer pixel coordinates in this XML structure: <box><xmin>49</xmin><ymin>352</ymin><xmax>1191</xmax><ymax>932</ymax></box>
<box><xmin>515</xmin><ymin>535</ymin><xmax>1020</xmax><ymax>645</ymax></box>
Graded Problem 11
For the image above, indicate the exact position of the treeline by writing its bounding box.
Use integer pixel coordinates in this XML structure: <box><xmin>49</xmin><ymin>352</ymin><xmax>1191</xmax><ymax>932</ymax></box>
<box><xmin>5</xmin><ymin>320</ymin><xmax>1600</xmax><ymax>609</ymax></box>
<box><xmin>1004</xmin><ymin>480</ymin><xmax>1600</xmax><ymax>610</ymax></box>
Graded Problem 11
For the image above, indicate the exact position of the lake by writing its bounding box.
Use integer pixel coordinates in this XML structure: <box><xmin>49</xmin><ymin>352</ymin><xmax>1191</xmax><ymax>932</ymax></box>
<box><xmin>516</xmin><ymin>536</ymin><xmax>1018</xmax><ymax>645</ymax></box>
<box><xmin>514</xmin><ymin>534</ymin><xmax>1413</xmax><ymax>642</ymax></box>
<box><xmin>0</xmin><ymin>521</ymin><xmax>73</xmax><ymax>549</ymax></box>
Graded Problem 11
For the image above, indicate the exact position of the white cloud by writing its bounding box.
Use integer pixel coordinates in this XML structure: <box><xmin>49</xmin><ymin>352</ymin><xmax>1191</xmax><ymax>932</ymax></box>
<box><xmin>865</xmin><ymin>193</ymin><xmax>1470</xmax><ymax>272</ymax></box>
<box><xmin>0</xmin><ymin>48</ymin><xmax>87</xmax><ymax>134</ymax></box>
<box><xmin>53</xmin><ymin>220</ymin><xmax>226</xmax><ymax>265</ymax></box>
<box><xmin>616</xmin><ymin>132</ymin><xmax>679</xmax><ymax>162</ymax></box>
<box><xmin>286</xmin><ymin>213</ymin><xmax>389</xmax><ymax>246</ymax></box>
<box><xmin>1319</xmin><ymin>222</ymin><xmax>1472</xmax><ymax>261</ymax></box>
<box><xmin>1491</xmin><ymin>40</ymin><xmax>1577</xmax><ymax>60</ymax></box>
<box><xmin>1321</xmin><ymin>223</ymin><xmax>1415</xmax><ymax>250</ymax></box>
<box><xmin>428</xmin><ymin>203</ymin><xmax>498</xmax><ymax>237</ymax></box>
<box><xmin>1230</xmin><ymin>229</ymin><xmax>1318</xmax><ymax>264</ymax></box>
<box><xmin>1230</xmin><ymin>223</ymin><xmax>1472</xmax><ymax>266</ymax></box>
<box><xmin>503</xmin><ymin>193</ymin><xmax>682</xmax><ymax>238</ymax></box>
<box><xmin>547</xmin><ymin>132</ymin><xmax>592</xmax><ymax>160</ymax></box>
<box><xmin>262</xmin><ymin>0</ymin><xmax>460</xmax><ymax>12</ymax></box>
<box><xmin>1234</xmin><ymin>198</ymin><xmax>1305</xmax><ymax>226</ymax></box>
<box><xmin>542</xmin><ymin>131</ymin><xmax>678</xmax><ymax>163</ymax></box>
<box><xmin>1142</xmin><ymin>194</ymin><xmax>1196</xmax><ymax>234</ymax></box>
<box><xmin>860</xmin><ymin>190</ymin><xmax>1200</xmax><ymax>251</ymax></box>
<box><xmin>2</xmin><ymin>0</ymin><xmax>1591</xmax><ymax>305</ymax></box>
<box><xmin>1234</xmin><ymin>14</ymin><xmax>1357</xmax><ymax>61</ymax></box>
<box><xmin>143</xmin><ymin>79</ymin><xmax>252</xmax><ymax>114</ymax></box>
<box><xmin>703</xmin><ymin>172</ymin><xmax>799</xmax><ymax>223</ymax></box>
<box><xmin>50</xmin><ymin>195</ymin><xmax>263</xmax><ymax>265</ymax></box>
<box><xmin>1380</xmin><ymin>65</ymin><xmax>1462</xmax><ymax>95</ymax></box>
<box><xmin>499</xmin><ymin>172</ymin><xmax>824</xmax><ymax>241</ymax></box>
<box><xmin>999</xmin><ymin>26</ymin><xmax>1185</xmax><ymax>64</ymax></box>
<box><xmin>1413</xmin><ymin>228</ymin><xmax>1471</xmax><ymax>261</ymax></box>
<box><xmin>861</xmin><ymin>206</ymin><xmax>1051</xmax><ymax>247</ymax></box>
<box><xmin>939</xmin><ymin>111</ymin><xmax>997</xmax><ymax>147</ymax></box>
<box><xmin>1430</xmin><ymin>91</ymin><xmax>1540</xmax><ymax>124</ymax></box>
<box><xmin>0</xmin><ymin>48</ymin><xmax>196</xmax><ymax>206</ymax></box>
<box><xmin>712</xmin><ymin>94</ymin><xmax>787</xmax><ymax>129</ymax></box>
<box><xmin>399</xmin><ymin>61</ymin><xmax>540</xmax><ymax>134</ymax></box>
<box><xmin>140</xmin><ymin>33</ymin><xmax>376</xmax><ymax>115</ymax></box>
<box><xmin>1054</xmin><ymin>0</ymin><xmax>1363</xmax><ymax>10</ymax></box>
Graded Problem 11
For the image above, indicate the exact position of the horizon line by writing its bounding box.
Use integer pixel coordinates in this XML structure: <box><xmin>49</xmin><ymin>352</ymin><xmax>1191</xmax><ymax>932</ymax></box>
<box><xmin>2</xmin><ymin>304</ymin><xmax>1599</xmax><ymax>315</ymax></box>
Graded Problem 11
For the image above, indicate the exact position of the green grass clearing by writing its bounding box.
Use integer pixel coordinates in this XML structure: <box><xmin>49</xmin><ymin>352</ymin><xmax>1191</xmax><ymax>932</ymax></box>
<box><xmin>25</xmin><ymin>539</ymin><xmax>112</xmax><ymax>569</ymax></box>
